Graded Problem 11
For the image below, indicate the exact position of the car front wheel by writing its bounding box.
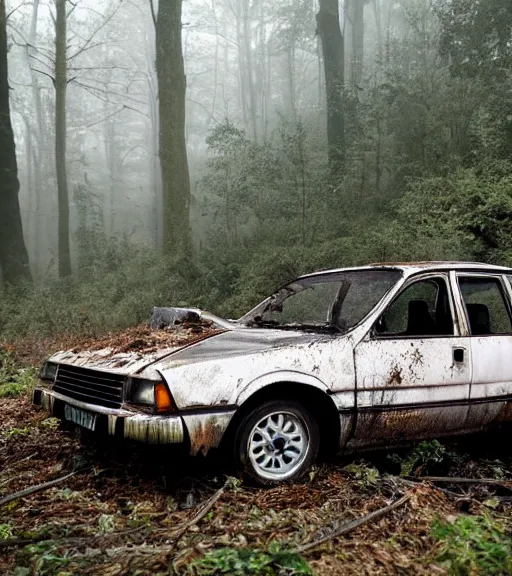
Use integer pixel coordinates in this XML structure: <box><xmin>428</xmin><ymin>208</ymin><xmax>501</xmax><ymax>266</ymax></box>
<box><xmin>235</xmin><ymin>400</ymin><xmax>320</xmax><ymax>486</ymax></box>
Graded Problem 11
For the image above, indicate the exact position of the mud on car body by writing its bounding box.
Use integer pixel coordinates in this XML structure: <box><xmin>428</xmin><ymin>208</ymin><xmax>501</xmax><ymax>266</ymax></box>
<box><xmin>34</xmin><ymin>262</ymin><xmax>512</xmax><ymax>485</ymax></box>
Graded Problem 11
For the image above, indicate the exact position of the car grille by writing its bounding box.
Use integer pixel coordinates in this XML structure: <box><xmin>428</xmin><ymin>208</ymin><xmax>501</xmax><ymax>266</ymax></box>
<box><xmin>53</xmin><ymin>365</ymin><xmax>125</xmax><ymax>409</ymax></box>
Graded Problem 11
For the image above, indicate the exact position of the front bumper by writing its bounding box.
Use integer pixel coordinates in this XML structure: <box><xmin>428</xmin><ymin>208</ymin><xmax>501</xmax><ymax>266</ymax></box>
<box><xmin>33</xmin><ymin>387</ymin><xmax>184</xmax><ymax>445</ymax></box>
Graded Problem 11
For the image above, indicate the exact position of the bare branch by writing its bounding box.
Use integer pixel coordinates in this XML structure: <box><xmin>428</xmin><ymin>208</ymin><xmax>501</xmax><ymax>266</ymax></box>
<box><xmin>84</xmin><ymin>106</ymin><xmax>128</xmax><ymax>128</ymax></box>
<box><xmin>71</xmin><ymin>80</ymin><xmax>147</xmax><ymax>105</ymax></box>
<box><xmin>28</xmin><ymin>53</ymin><xmax>53</xmax><ymax>69</ymax></box>
<box><xmin>71</xmin><ymin>82</ymin><xmax>149</xmax><ymax>117</ymax></box>
<box><xmin>69</xmin><ymin>65</ymin><xmax>132</xmax><ymax>72</ymax></box>
<box><xmin>410</xmin><ymin>476</ymin><xmax>512</xmax><ymax>489</ymax></box>
<box><xmin>6</xmin><ymin>1</ymin><xmax>31</xmax><ymax>20</ymax></box>
<box><xmin>68</xmin><ymin>41</ymin><xmax>107</xmax><ymax>59</ymax></box>
<box><xmin>0</xmin><ymin>472</ymin><xmax>76</xmax><ymax>508</ymax></box>
<box><xmin>293</xmin><ymin>493</ymin><xmax>411</xmax><ymax>554</ymax></box>
<box><xmin>66</xmin><ymin>0</ymin><xmax>79</xmax><ymax>19</ymax></box>
<box><xmin>33</xmin><ymin>68</ymin><xmax>56</xmax><ymax>84</ymax></box>
<box><xmin>148</xmin><ymin>0</ymin><xmax>156</xmax><ymax>27</ymax></box>
<box><xmin>68</xmin><ymin>0</ymin><xmax>124</xmax><ymax>61</ymax></box>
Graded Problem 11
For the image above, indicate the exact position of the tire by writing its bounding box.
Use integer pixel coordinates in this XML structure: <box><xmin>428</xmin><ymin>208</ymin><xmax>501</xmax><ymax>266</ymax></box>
<box><xmin>234</xmin><ymin>399</ymin><xmax>320</xmax><ymax>486</ymax></box>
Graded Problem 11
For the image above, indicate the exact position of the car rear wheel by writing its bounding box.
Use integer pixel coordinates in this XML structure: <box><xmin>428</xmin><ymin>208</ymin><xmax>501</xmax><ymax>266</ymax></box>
<box><xmin>235</xmin><ymin>400</ymin><xmax>320</xmax><ymax>486</ymax></box>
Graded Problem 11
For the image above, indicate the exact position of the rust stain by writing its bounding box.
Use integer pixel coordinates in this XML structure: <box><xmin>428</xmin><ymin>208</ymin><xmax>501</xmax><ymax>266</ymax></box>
<box><xmin>187</xmin><ymin>416</ymin><xmax>226</xmax><ymax>456</ymax></box>
<box><xmin>496</xmin><ymin>401</ymin><xmax>512</xmax><ymax>423</ymax></box>
<box><xmin>387</xmin><ymin>365</ymin><xmax>403</xmax><ymax>386</ymax></box>
<box><xmin>410</xmin><ymin>349</ymin><xmax>424</xmax><ymax>366</ymax></box>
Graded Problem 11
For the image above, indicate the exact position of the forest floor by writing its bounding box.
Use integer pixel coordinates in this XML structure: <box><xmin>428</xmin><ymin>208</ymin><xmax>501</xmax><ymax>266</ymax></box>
<box><xmin>0</xmin><ymin>339</ymin><xmax>511</xmax><ymax>575</ymax></box>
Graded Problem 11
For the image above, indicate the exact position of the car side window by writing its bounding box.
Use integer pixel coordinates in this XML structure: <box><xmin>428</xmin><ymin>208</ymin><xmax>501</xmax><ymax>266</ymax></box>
<box><xmin>459</xmin><ymin>277</ymin><xmax>512</xmax><ymax>336</ymax></box>
<box><xmin>375</xmin><ymin>278</ymin><xmax>454</xmax><ymax>337</ymax></box>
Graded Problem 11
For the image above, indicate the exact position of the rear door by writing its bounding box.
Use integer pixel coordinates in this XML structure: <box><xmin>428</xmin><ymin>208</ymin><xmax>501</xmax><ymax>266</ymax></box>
<box><xmin>352</xmin><ymin>273</ymin><xmax>472</xmax><ymax>448</ymax></box>
<box><xmin>456</xmin><ymin>274</ymin><xmax>512</xmax><ymax>427</ymax></box>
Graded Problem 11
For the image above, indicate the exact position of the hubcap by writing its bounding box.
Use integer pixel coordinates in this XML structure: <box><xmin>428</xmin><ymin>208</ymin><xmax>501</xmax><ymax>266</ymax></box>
<box><xmin>248</xmin><ymin>411</ymin><xmax>309</xmax><ymax>480</ymax></box>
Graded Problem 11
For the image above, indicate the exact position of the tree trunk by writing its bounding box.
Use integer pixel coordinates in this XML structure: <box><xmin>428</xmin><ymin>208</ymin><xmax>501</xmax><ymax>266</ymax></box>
<box><xmin>55</xmin><ymin>0</ymin><xmax>71</xmax><ymax>277</ymax></box>
<box><xmin>347</xmin><ymin>0</ymin><xmax>365</xmax><ymax>87</ymax></box>
<box><xmin>242</xmin><ymin>0</ymin><xmax>258</xmax><ymax>140</ymax></box>
<box><xmin>0</xmin><ymin>0</ymin><xmax>31</xmax><ymax>283</ymax></box>
<box><xmin>317</xmin><ymin>0</ymin><xmax>345</xmax><ymax>181</ymax></box>
<box><xmin>155</xmin><ymin>0</ymin><xmax>191</xmax><ymax>256</ymax></box>
<box><xmin>27</xmin><ymin>0</ymin><xmax>44</xmax><ymax>277</ymax></box>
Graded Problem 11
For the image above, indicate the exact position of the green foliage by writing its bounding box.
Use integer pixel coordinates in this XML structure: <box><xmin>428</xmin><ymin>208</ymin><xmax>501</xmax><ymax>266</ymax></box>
<box><xmin>0</xmin><ymin>523</ymin><xmax>14</xmax><ymax>539</ymax></box>
<box><xmin>188</xmin><ymin>542</ymin><xmax>312</xmax><ymax>576</ymax></box>
<box><xmin>432</xmin><ymin>514</ymin><xmax>512</xmax><ymax>575</ymax></box>
<box><xmin>4</xmin><ymin>427</ymin><xmax>30</xmax><ymax>438</ymax></box>
<box><xmin>0</xmin><ymin>348</ymin><xmax>37</xmax><ymax>397</ymax></box>
<box><xmin>389</xmin><ymin>440</ymin><xmax>446</xmax><ymax>477</ymax></box>
<box><xmin>22</xmin><ymin>542</ymin><xmax>72</xmax><ymax>576</ymax></box>
<box><xmin>98</xmin><ymin>514</ymin><xmax>116</xmax><ymax>534</ymax></box>
<box><xmin>399</xmin><ymin>170</ymin><xmax>512</xmax><ymax>265</ymax></box>
<box><xmin>343</xmin><ymin>462</ymin><xmax>380</xmax><ymax>489</ymax></box>
<box><xmin>1</xmin><ymin>3</ymin><xmax>512</xmax><ymax>343</ymax></box>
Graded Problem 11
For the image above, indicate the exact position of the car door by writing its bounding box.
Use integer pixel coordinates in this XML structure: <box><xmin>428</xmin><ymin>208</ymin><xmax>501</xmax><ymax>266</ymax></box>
<box><xmin>351</xmin><ymin>272</ymin><xmax>472</xmax><ymax>448</ymax></box>
<box><xmin>455</xmin><ymin>273</ymin><xmax>512</xmax><ymax>428</ymax></box>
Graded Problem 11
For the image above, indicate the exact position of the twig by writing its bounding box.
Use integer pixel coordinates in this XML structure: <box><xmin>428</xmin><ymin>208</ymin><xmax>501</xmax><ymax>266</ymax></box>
<box><xmin>293</xmin><ymin>493</ymin><xmax>411</xmax><ymax>554</ymax></box>
<box><xmin>0</xmin><ymin>536</ymin><xmax>46</xmax><ymax>548</ymax></box>
<box><xmin>169</xmin><ymin>482</ymin><xmax>227</xmax><ymax>548</ymax></box>
<box><xmin>0</xmin><ymin>471</ymin><xmax>76</xmax><ymax>508</ymax></box>
<box><xmin>0</xmin><ymin>482</ymin><xmax>227</xmax><ymax>552</ymax></box>
<box><xmin>148</xmin><ymin>0</ymin><xmax>156</xmax><ymax>27</ymax></box>
<box><xmin>410</xmin><ymin>476</ymin><xmax>512</xmax><ymax>489</ymax></box>
<box><xmin>0</xmin><ymin>523</ymin><xmax>147</xmax><ymax>549</ymax></box>
<box><xmin>392</xmin><ymin>476</ymin><xmax>467</xmax><ymax>499</ymax></box>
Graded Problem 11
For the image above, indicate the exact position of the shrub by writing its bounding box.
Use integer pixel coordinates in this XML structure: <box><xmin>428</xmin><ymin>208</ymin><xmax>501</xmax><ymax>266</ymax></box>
<box><xmin>188</xmin><ymin>542</ymin><xmax>312</xmax><ymax>576</ymax></box>
<box><xmin>432</xmin><ymin>514</ymin><xmax>512</xmax><ymax>575</ymax></box>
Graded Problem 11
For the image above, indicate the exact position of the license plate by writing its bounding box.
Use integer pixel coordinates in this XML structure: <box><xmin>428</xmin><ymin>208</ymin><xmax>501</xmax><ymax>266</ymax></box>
<box><xmin>64</xmin><ymin>405</ymin><xmax>97</xmax><ymax>431</ymax></box>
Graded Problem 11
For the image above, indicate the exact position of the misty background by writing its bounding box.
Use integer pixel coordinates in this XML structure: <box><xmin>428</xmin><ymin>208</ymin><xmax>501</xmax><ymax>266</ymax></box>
<box><xmin>1</xmin><ymin>0</ymin><xmax>512</xmax><ymax>338</ymax></box>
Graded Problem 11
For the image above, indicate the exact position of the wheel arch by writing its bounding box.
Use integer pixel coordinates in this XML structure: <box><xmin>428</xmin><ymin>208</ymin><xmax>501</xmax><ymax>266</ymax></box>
<box><xmin>222</xmin><ymin>379</ymin><xmax>342</xmax><ymax>459</ymax></box>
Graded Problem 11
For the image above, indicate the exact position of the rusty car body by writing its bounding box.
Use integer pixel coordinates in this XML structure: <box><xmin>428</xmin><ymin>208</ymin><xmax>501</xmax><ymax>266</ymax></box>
<box><xmin>34</xmin><ymin>262</ymin><xmax>512</xmax><ymax>484</ymax></box>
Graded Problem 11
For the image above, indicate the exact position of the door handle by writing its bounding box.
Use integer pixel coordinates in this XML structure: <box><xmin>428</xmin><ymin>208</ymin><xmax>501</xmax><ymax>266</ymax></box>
<box><xmin>453</xmin><ymin>348</ymin><xmax>465</xmax><ymax>363</ymax></box>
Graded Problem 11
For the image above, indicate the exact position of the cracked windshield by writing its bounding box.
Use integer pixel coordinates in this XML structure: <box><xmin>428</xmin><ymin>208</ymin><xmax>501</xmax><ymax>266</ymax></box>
<box><xmin>1</xmin><ymin>0</ymin><xmax>511</xmax><ymax>574</ymax></box>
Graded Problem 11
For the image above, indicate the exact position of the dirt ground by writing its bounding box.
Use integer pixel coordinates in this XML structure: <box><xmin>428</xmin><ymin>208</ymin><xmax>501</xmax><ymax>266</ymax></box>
<box><xmin>0</xmin><ymin>393</ymin><xmax>511</xmax><ymax>575</ymax></box>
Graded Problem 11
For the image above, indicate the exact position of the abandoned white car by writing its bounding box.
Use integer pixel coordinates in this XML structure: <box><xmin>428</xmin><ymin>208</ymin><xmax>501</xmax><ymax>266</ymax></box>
<box><xmin>34</xmin><ymin>262</ymin><xmax>512</xmax><ymax>485</ymax></box>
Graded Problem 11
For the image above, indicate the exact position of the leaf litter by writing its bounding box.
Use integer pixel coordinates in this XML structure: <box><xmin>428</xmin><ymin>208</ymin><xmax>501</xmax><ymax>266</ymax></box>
<box><xmin>0</xmin><ymin>344</ymin><xmax>511</xmax><ymax>575</ymax></box>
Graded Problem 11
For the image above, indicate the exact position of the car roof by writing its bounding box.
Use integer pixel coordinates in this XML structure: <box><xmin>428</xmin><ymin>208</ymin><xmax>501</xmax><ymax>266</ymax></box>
<box><xmin>299</xmin><ymin>261</ymin><xmax>512</xmax><ymax>279</ymax></box>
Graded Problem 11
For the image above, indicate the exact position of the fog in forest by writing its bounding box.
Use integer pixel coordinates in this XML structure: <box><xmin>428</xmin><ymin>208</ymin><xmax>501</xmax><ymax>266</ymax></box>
<box><xmin>1</xmin><ymin>0</ymin><xmax>512</xmax><ymax>338</ymax></box>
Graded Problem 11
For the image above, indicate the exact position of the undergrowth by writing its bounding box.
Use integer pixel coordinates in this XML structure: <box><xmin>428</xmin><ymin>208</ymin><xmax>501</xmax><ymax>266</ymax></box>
<box><xmin>432</xmin><ymin>514</ymin><xmax>512</xmax><ymax>575</ymax></box>
<box><xmin>188</xmin><ymin>543</ymin><xmax>312</xmax><ymax>576</ymax></box>
<box><xmin>0</xmin><ymin>347</ymin><xmax>37</xmax><ymax>398</ymax></box>
<box><xmin>389</xmin><ymin>440</ymin><xmax>448</xmax><ymax>476</ymax></box>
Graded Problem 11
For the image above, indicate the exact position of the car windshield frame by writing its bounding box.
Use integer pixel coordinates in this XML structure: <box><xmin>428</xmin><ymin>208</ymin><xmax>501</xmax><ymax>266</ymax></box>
<box><xmin>237</xmin><ymin>268</ymin><xmax>403</xmax><ymax>334</ymax></box>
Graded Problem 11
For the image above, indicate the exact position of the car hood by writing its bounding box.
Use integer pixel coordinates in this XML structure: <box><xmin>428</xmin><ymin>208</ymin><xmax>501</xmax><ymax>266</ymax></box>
<box><xmin>153</xmin><ymin>328</ymin><xmax>323</xmax><ymax>368</ymax></box>
<box><xmin>49</xmin><ymin>327</ymin><xmax>325</xmax><ymax>376</ymax></box>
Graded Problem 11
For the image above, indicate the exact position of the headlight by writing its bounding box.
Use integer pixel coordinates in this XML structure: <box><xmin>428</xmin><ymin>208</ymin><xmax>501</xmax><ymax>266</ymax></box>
<box><xmin>128</xmin><ymin>378</ymin><xmax>174</xmax><ymax>413</ymax></box>
<box><xmin>40</xmin><ymin>362</ymin><xmax>58</xmax><ymax>383</ymax></box>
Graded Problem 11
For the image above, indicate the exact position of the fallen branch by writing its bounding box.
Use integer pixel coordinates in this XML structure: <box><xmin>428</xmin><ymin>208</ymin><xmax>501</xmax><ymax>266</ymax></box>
<box><xmin>0</xmin><ymin>471</ymin><xmax>76</xmax><ymax>508</ymax></box>
<box><xmin>293</xmin><ymin>493</ymin><xmax>411</xmax><ymax>554</ymax></box>
<box><xmin>392</xmin><ymin>476</ymin><xmax>467</xmax><ymax>499</ymax></box>
<box><xmin>0</xmin><ymin>481</ymin><xmax>228</xmax><ymax>553</ymax></box>
<box><xmin>0</xmin><ymin>536</ymin><xmax>46</xmax><ymax>548</ymax></box>
<box><xmin>0</xmin><ymin>522</ymin><xmax>148</xmax><ymax>549</ymax></box>
<box><xmin>169</xmin><ymin>481</ymin><xmax>227</xmax><ymax>548</ymax></box>
<box><xmin>409</xmin><ymin>476</ymin><xmax>512</xmax><ymax>489</ymax></box>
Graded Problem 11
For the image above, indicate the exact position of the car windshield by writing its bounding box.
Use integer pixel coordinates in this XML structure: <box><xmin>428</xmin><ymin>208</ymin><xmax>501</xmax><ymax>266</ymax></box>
<box><xmin>240</xmin><ymin>269</ymin><xmax>402</xmax><ymax>333</ymax></box>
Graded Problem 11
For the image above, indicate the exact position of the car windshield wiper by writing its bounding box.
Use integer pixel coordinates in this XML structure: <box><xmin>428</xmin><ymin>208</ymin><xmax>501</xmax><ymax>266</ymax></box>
<box><xmin>246</xmin><ymin>318</ymin><xmax>281</xmax><ymax>328</ymax></box>
<box><xmin>247</xmin><ymin>318</ymin><xmax>340</xmax><ymax>333</ymax></box>
<box><xmin>283</xmin><ymin>323</ymin><xmax>341</xmax><ymax>333</ymax></box>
